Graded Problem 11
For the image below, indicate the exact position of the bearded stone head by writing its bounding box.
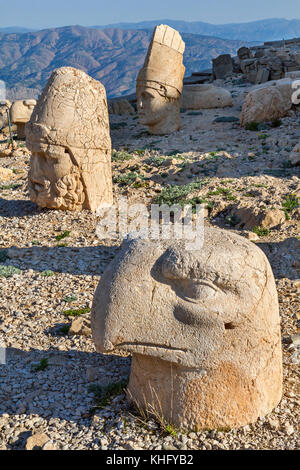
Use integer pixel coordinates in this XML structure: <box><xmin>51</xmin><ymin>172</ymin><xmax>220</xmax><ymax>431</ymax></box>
<box><xmin>92</xmin><ymin>227</ymin><xmax>283</xmax><ymax>430</ymax></box>
<box><xmin>136</xmin><ymin>25</ymin><xmax>185</xmax><ymax>135</ymax></box>
<box><xmin>26</xmin><ymin>67</ymin><xmax>113</xmax><ymax>212</ymax></box>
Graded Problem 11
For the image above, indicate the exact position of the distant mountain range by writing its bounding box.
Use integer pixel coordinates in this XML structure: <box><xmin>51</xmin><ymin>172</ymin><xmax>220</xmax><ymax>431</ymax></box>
<box><xmin>2</xmin><ymin>17</ymin><xmax>300</xmax><ymax>41</ymax></box>
<box><xmin>0</xmin><ymin>25</ymin><xmax>254</xmax><ymax>100</ymax></box>
<box><xmin>93</xmin><ymin>18</ymin><xmax>300</xmax><ymax>42</ymax></box>
<box><xmin>0</xmin><ymin>27</ymin><xmax>36</xmax><ymax>34</ymax></box>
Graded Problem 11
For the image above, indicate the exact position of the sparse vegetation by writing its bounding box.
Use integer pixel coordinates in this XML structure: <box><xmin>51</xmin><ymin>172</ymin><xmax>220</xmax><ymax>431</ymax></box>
<box><xmin>0</xmin><ymin>265</ymin><xmax>21</xmax><ymax>278</ymax></box>
<box><xmin>63</xmin><ymin>295</ymin><xmax>77</xmax><ymax>303</ymax></box>
<box><xmin>64</xmin><ymin>307</ymin><xmax>91</xmax><ymax>317</ymax></box>
<box><xmin>245</xmin><ymin>122</ymin><xmax>259</xmax><ymax>131</ymax></box>
<box><xmin>32</xmin><ymin>358</ymin><xmax>49</xmax><ymax>372</ymax></box>
<box><xmin>42</xmin><ymin>270</ymin><xmax>55</xmax><ymax>277</ymax></box>
<box><xmin>89</xmin><ymin>378</ymin><xmax>129</xmax><ymax>411</ymax></box>
<box><xmin>253</xmin><ymin>226</ymin><xmax>270</xmax><ymax>237</ymax></box>
<box><xmin>112</xmin><ymin>151</ymin><xmax>133</xmax><ymax>162</ymax></box>
<box><xmin>55</xmin><ymin>231</ymin><xmax>70</xmax><ymax>241</ymax></box>
<box><xmin>270</xmin><ymin>119</ymin><xmax>282</xmax><ymax>128</ymax></box>
<box><xmin>59</xmin><ymin>324</ymin><xmax>71</xmax><ymax>335</ymax></box>
<box><xmin>0</xmin><ymin>183</ymin><xmax>22</xmax><ymax>191</ymax></box>
<box><xmin>155</xmin><ymin>180</ymin><xmax>207</xmax><ymax>207</ymax></box>
<box><xmin>282</xmin><ymin>194</ymin><xmax>299</xmax><ymax>220</ymax></box>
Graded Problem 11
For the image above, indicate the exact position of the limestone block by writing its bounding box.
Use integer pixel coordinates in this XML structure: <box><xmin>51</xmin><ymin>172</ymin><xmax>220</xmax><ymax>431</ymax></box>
<box><xmin>213</xmin><ymin>54</ymin><xmax>233</xmax><ymax>79</ymax></box>
<box><xmin>10</xmin><ymin>99</ymin><xmax>36</xmax><ymax>138</ymax></box>
<box><xmin>92</xmin><ymin>228</ymin><xmax>283</xmax><ymax>431</ymax></box>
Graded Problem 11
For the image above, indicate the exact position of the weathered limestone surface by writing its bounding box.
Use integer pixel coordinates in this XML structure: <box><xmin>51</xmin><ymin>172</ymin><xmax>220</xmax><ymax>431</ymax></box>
<box><xmin>240</xmin><ymin>79</ymin><xmax>293</xmax><ymax>126</ymax></box>
<box><xmin>10</xmin><ymin>99</ymin><xmax>36</xmax><ymax>138</ymax></box>
<box><xmin>92</xmin><ymin>228</ymin><xmax>283</xmax><ymax>431</ymax></box>
<box><xmin>26</xmin><ymin>67</ymin><xmax>113</xmax><ymax>212</ymax></box>
<box><xmin>136</xmin><ymin>24</ymin><xmax>185</xmax><ymax>135</ymax></box>
<box><xmin>181</xmin><ymin>84</ymin><xmax>232</xmax><ymax>109</ymax></box>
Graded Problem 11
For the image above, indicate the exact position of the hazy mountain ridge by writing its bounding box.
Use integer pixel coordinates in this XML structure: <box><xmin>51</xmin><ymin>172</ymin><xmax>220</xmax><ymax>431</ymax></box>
<box><xmin>0</xmin><ymin>25</ymin><xmax>254</xmax><ymax>99</ymax></box>
<box><xmin>93</xmin><ymin>18</ymin><xmax>300</xmax><ymax>42</ymax></box>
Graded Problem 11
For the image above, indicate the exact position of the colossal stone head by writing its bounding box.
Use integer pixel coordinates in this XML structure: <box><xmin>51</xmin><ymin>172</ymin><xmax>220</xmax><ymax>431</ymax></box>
<box><xmin>136</xmin><ymin>25</ymin><xmax>185</xmax><ymax>135</ymax></box>
<box><xmin>92</xmin><ymin>227</ymin><xmax>283</xmax><ymax>430</ymax></box>
<box><xmin>26</xmin><ymin>67</ymin><xmax>113</xmax><ymax>212</ymax></box>
<box><xmin>10</xmin><ymin>99</ymin><xmax>36</xmax><ymax>138</ymax></box>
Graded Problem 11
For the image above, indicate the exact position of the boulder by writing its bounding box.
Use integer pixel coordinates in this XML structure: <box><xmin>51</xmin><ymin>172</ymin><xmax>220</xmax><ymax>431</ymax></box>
<box><xmin>228</xmin><ymin>204</ymin><xmax>286</xmax><ymax>230</ymax></box>
<box><xmin>240</xmin><ymin>83</ymin><xmax>292</xmax><ymax>126</ymax></box>
<box><xmin>10</xmin><ymin>99</ymin><xmax>36</xmax><ymax>139</ymax></box>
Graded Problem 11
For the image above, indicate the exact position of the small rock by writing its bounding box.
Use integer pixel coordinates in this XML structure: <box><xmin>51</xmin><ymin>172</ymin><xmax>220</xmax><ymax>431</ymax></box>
<box><xmin>42</xmin><ymin>441</ymin><xmax>56</xmax><ymax>451</ymax></box>
<box><xmin>0</xmin><ymin>167</ymin><xmax>14</xmax><ymax>180</ymax></box>
<box><xmin>214</xmin><ymin>116</ymin><xmax>239</xmax><ymax>123</ymax></box>
<box><xmin>25</xmin><ymin>433</ymin><xmax>50</xmax><ymax>450</ymax></box>
<box><xmin>68</xmin><ymin>314</ymin><xmax>91</xmax><ymax>337</ymax></box>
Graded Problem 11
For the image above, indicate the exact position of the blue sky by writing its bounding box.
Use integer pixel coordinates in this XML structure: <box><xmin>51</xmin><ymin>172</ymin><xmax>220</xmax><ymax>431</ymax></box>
<box><xmin>1</xmin><ymin>0</ymin><xmax>300</xmax><ymax>28</ymax></box>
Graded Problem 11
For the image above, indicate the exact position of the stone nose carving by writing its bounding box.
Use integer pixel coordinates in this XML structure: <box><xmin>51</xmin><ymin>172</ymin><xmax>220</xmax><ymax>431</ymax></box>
<box><xmin>92</xmin><ymin>227</ymin><xmax>283</xmax><ymax>430</ymax></box>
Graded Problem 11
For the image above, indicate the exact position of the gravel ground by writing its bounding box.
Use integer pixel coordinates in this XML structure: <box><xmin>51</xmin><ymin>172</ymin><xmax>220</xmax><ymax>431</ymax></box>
<box><xmin>0</xmin><ymin>77</ymin><xmax>299</xmax><ymax>450</ymax></box>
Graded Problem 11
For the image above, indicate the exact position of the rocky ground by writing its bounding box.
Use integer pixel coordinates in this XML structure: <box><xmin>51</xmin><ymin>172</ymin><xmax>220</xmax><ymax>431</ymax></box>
<box><xmin>0</xmin><ymin>77</ymin><xmax>299</xmax><ymax>451</ymax></box>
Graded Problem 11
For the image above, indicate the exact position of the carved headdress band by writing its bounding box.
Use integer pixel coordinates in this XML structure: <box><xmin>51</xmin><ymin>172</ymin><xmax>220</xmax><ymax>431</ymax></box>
<box><xmin>137</xmin><ymin>25</ymin><xmax>186</xmax><ymax>98</ymax></box>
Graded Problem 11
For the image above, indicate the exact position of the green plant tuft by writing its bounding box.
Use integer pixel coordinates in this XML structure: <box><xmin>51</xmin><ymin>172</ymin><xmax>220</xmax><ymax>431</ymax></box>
<box><xmin>245</xmin><ymin>122</ymin><xmax>259</xmax><ymax>131</ymax></box>
<box><xmin>0</xmin><ymin>265</ymin><xmax>21</xmax><ymax>278</ymax></box>
<box><xmin>89</xmin><ymin>378</ymin><xmax>129</xmax><ymax>411</ymax></box>
<box><xmin>64</xmin><ymin>307</ymin><xmax>91</xmax><ymax>317</ymax></box>
<box><xmin>55</xmin><ymin>231</ymin><xmax>70</xmax><ymax>242</ymax></box>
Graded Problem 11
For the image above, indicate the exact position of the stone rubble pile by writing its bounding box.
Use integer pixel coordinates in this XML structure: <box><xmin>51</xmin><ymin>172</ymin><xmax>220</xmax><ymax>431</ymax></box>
<box><xmin>213</xmin><ymin>38</ymin><xmax>300</xmax><ymax>84</ymax></box>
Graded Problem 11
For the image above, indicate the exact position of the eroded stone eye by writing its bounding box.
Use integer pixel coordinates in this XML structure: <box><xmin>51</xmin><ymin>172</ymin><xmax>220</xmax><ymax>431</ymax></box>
<box><xmin>180</xmin><ymin>281</ymin><xmax>218</xmax><ymax>302</ymax></box>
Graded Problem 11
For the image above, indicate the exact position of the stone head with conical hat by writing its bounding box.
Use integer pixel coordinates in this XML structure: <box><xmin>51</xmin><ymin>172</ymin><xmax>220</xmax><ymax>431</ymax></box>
<box><xmin>137</xmin><ymin>25</ymin><xmax>185</xmax><ymax>135</ymax></box>
<box><xmin>26</xmin><ymin>67</ymin><xmax>113</xmax><ymax>212</ymax></box>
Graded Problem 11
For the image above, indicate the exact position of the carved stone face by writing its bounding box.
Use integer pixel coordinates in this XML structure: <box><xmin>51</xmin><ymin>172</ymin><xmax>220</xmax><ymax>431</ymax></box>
<box><xmin>137</xmin><ymin>87</ymin><xmax>172</xmax><ymax>126</ymax></box>
<box><xmin>136</xmin><ymin>86</ymin><xmax>181</xmax><ymax>135</ymax></box>
<box><xmin>92</xmin><ymin>228</ymin><xmax>283</xmax><ymax>429</ymax></box>
<box><xmin>28</xmin><ymin>142</ymin><xmax>84</xmax><ymax>211</ymax></box>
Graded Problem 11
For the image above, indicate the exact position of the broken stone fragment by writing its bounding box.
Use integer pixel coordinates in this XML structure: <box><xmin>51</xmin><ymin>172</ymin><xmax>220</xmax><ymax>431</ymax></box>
<box><xmin>68</xmin><ymin>314</ymin><xmax>91</xmax><ymax>337</ymax></box>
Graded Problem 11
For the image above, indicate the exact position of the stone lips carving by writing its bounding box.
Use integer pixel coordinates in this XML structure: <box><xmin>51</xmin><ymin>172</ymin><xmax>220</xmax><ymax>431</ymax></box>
<box><xmin>136</xmin><ymin>25</ymin><xmax>185</xmax><ymax>135</ymax></box>
<box><xmin>92</xmin><ymin>227</ymin><xmax>283</xmax><ymax>430</ymax></box>
<box><xmin>26</xmin><ymin>67</ymin><xmax>113</xmax><ymax>212</ymax></box>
